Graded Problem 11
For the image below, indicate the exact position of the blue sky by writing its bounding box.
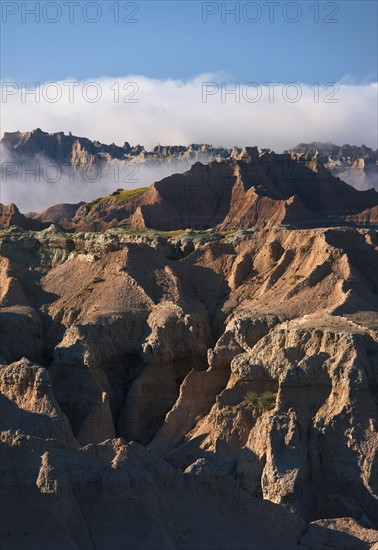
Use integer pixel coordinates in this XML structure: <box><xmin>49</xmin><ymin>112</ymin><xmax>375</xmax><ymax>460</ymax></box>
<box><xmin>1</xmin><ymin>1</ymin><xmax>377</xmax><ymax>84</ymax></box>
<box><xmin>1</xmin><ymin>1</ymin><xmax>377</xmax><ymax>208</ymax></box>
<box><xmin>1</xmin><ymin>1</ymin><xmax>377</xmax><ymax>153</ymax></box>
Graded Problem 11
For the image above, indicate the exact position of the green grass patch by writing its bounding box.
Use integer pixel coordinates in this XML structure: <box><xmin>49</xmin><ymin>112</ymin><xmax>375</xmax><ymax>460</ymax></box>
<box><xmin>290</xmin><ymin>273</ymin><xmax>304</xmax><ymax>284</ymax></box>
<box><xmin>107</xmin><ymin>227</ymin><xmax>187</xmax><ymax>239</ymax></box>
<box><xmin>121</xmin><ymin>228</ymin><xmax>150</xmax><ymax>235</ymax></box>
<box><xmin>218</xmin><ymin>230</ymin><xmax>238</xmax><ymax>239</ymax></box>
<box><xmin>244</xmin><ymin>390</ymin><xmax>276</xmax><ymax>411</ymax></box>
<box><xmin>155</xmin><ymin>230</ymin><xmax>186</xmax><ymax>239</ymax></box>
<box><xmin>87</xmin><ymin>187</ymin><xmax>149</xmax><ymax>210</ymax></box>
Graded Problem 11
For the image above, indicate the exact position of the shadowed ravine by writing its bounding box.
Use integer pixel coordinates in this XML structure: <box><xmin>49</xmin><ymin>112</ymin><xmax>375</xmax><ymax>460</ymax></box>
<box><xmin>0</xmin><ymin>140</ymin><xmax>378</xmax><ymax>548</ymax></box>
<box><xmin>1</xmin><ymin>219</ymin><xmax>378</xmax><ymax>548</ymax></box>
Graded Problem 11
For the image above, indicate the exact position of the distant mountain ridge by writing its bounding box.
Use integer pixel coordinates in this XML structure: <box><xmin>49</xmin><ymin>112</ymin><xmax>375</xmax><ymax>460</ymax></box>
<box><xmin>2</xmin><ymin>129</ymin><xmax>377</xmax><ymax>191</ymax></box>
<box><xmin>1</xmin><ymin>130</ymin><xmax>378</xmax><ymax>232</ymax></box>
<box><xmin>287</xmin><ymin>142</ymin><xmax>378</xmax><ymax>191</ymax></box>
<box><xmin>2</xmin><ymin>147</ymin><xmax>377</xmax><ymax>232</ymax></box>
<box><xmin>0</xmin><ymin>128</ymin><xmax>236</xmax><ymax>170</ymax></box>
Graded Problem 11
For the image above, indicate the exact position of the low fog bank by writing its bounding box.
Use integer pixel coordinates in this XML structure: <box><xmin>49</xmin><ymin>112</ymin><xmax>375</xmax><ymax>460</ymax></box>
<box><xmin>0</xmin><ymin>151</ymin><xmax>192</xmax><ymax>213</ymax></box>
<box><xmin>1</xmin><ymin>75</ymin><xmax>377</xmax><ymax>152</ymax></box>
<box><xmin>1</xmin><ymin>148</ymin><xmax>377</xmax><ymax>213</ymax></box>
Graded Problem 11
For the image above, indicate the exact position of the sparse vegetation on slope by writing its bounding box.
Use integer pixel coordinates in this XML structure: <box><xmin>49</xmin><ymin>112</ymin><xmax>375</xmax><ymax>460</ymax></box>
<box><xmin>87</xmin><ymin>187</ymin><xmax>149</xmax><ymax>210</ymax></box>
<box><xmin>244</xmin><ymin>390</ymin><xmax>277</xmax><ymax>411</ymax></box>
<box><xmin>1</xmin><ymin>222</ymin><xmax>377</xmax><ymax>549</ymax></box>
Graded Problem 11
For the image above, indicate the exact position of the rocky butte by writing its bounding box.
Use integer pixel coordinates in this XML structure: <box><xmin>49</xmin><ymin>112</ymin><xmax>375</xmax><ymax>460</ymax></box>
<box><xmin>1</xmin><ymin>128</ymin><xmax>377</xmax><ymax>191</ymax></box>
<box><xmin>0</xmin><ymin>132</ymin><xmax>378</xmax><ymax>549</ymax></box>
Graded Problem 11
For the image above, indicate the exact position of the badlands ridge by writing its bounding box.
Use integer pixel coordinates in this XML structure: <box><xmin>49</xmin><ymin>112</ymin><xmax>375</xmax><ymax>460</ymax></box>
<box><xmin>0</xmin><ymin>130</ymin><xmax>378</xmax><ymax>549</ymax></box>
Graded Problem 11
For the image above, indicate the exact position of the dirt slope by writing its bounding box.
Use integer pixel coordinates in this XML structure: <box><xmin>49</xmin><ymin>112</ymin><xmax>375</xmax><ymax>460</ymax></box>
<box><xmin>0</xmin><ymin>223</ymin><xmax>377</xmax><ymax>548</ymax></box>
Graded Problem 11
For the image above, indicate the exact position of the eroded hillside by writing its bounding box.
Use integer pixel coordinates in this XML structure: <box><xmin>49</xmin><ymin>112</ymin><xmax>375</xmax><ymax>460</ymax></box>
<box><xmin>0</xmin><ymin>224</ymin><xmax>377</xmax><ymax>548</ymax></box>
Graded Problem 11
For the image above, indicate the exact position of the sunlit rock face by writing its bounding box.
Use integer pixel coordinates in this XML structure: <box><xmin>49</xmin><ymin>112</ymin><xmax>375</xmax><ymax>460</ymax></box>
<box><xmin>1</xmin><ymin>215</ymin><xmax>378</xmax><ymax>548</ymax></box>
<box><xmin>1</xmin><ymin>131</ymin><xmax>378</xmax><ymax>549</ymax></box>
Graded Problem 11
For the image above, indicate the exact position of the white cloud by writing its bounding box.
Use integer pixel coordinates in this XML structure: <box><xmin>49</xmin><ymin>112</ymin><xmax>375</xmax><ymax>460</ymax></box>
<box><xmin>1</xmin><ymin>74</ymin><xmax>377</xmax><ymax>212</ymax></box>
<box><xmin>1</xmin><ymin>74</ymin><xmax>377</xmax><ymax>151</ymax></box>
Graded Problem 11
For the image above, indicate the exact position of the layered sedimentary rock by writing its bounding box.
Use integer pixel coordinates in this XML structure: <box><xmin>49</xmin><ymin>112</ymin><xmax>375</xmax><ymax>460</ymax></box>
<box><xmin>33</xmin><ymin>150</ymin><xmax>377</xmax><ymax>232</ymax></box>
<box><xmin>0</xmin><ymin>221</ymin><xmax>377</xmax><ymax>548</ymax></box>
<box><xmin>0</xmin><ymin>203</ymin><xmax>47</xmax><ymax>231</ymax></box>
<box><xmin>1</xmin><ymin>129</ymin><xmax>378</xmax><ymax>549</ymax></box>
<box><xmin>348</xmin><ymin>205</ymin><xmax>378</xmax><ymax>226</ymax></box>
<box><xmin>2</xmin><ymin>130</ymin><xmax>377</xmax><ymax>233</ymax></box>
<box><xmin>2</xmin><ymin>129</ymin><xmax>377</xmax><ymax>191</ymax></box>
<box><xmin>26</xmin><ymin>202</ymin><xmax>85</xmax><ymax>226</ymax></box>
<box><xmin>289</xmin><ymin>142</ymin><xmax>378</xmax><ymax>191</ymax></box>
<box><xmin>0</xmin><ymin>128</ymin><xmax>234</xmax><ymax>174</ymax></box>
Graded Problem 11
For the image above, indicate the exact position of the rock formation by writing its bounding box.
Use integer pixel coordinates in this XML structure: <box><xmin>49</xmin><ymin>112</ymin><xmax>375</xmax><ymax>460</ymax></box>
<box><xmin>3</xmin><ymin>146</ymin><xmax>374</xmax><ymax>233</ymax></box>
<box><xmin>2</xmin><ymin>129</ymin><xmax>377</xmax><ymax>191</ymax></box>
<box><xmin>1</xmin><ymin>130</ymin><xmax>378</xmax><ymax>548</ymax></box>
<box><xmin>67</xmin><ymin>151</ymin><xmax>378</xmax><ymax>231</ymax></box>
<box><xmin>288</xmin><ymin>142</ymin><xmax>378</xmax><ymax>192</ymax></box>
<box><xmin>0</xmin><ymin>203</ymin><xmax>47</xmax><ymax>231</ymax></box>
<box><xmin>0</xmin><ymin>218</ymin><xmax>377</xmax><ymax>548</ymax></box>
<box><xmin>26</xmin><ymin>202</ymin><xmax>85</xmax><ymax>227</ymax></box>
<box><xmin>0</xmin><ymin>128</ymin><xmax>234</xmax><ymax>176</ymax></box>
